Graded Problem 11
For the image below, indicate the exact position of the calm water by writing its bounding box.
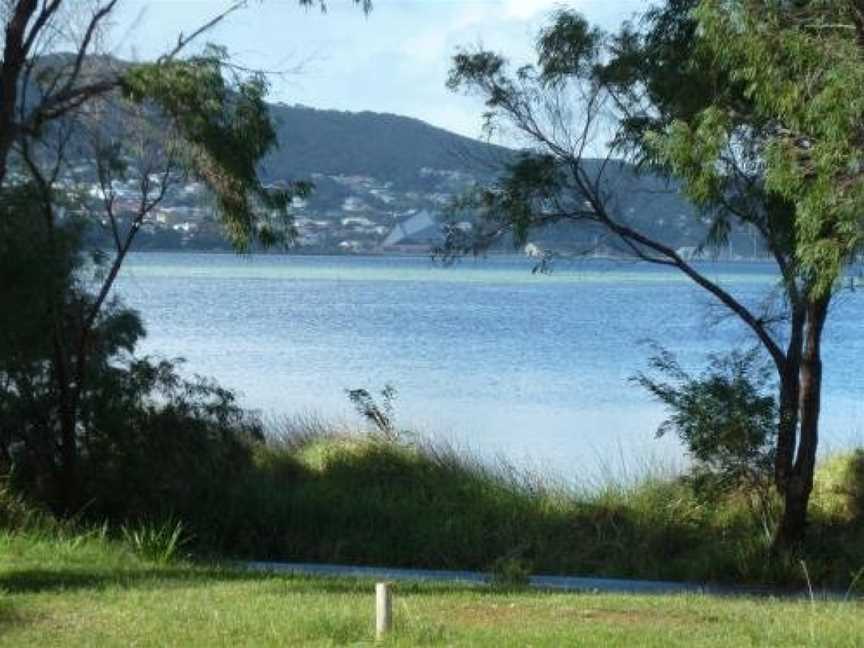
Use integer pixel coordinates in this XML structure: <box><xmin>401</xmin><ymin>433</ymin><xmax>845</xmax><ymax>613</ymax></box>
<box><xmin>116</xmin><ymin>253</ymin><xmax>864</xmax><ymax>479</ymax></box>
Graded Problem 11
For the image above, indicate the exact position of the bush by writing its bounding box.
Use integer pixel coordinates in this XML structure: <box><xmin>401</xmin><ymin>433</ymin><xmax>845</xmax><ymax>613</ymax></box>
<box><xmin>80</xmin><ymin>357</ymin><xmax>263</xmax><ymax>525</ymax></box>
<box><xmin>0</xmin><ymin>184</ymin><xmax>263</xmax><ymax>520</ymax></box>
<box><xmin>489</xmin><ymin>556</ymin><xmax>533</xmax><ymax>589</ymax></box>
<box><xmin>633</xmin><ymin>347</ymin><xmax>776</xmax><ymax>504</ymax></box>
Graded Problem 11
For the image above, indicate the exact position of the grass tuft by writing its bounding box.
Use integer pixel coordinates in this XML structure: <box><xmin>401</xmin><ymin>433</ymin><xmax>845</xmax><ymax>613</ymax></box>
<box><xmin>120</xmin><ymin>520</ymin><xmax>189</xmax><ymax>565</ymax></box>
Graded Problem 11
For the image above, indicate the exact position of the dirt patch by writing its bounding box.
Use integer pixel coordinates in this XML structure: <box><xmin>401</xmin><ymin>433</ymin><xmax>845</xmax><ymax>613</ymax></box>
<box><xmin>449</xmin><ymin>603</ymin><xmax>710</xmax><ymax>629</ymax></box>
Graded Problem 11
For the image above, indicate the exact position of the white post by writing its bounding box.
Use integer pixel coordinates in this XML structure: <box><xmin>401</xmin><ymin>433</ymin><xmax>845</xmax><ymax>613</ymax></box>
<box><xmin>375</xmin><ymin>582</ymin><xmax>393</xmax><ymax>640</ymax></box>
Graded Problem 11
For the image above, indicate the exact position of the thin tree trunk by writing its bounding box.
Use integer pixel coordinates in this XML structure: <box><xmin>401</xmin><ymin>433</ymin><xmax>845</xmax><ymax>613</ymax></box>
<box><xmin>774</xmin><ymin>296</ymin><xmax>830</xmax><ymax>550</ymax></box>
<box><xmin>58</xmin><ymin>389</ymin><xmax>80</xmax><ymax>513</ymax></box>
<box><xmin>775</xmin><ymin>305</ymin><xmax>805</xmax><ymax>492</ymax></box>
<box><xmin>0</xmin><ymin>1</ymin><xmax>41</xmax><ymax>189</ymax></box>
<box><xmin>51</xmin><ymin>325</ymin><xmax>80</xmax><ymax>513</ymax></box>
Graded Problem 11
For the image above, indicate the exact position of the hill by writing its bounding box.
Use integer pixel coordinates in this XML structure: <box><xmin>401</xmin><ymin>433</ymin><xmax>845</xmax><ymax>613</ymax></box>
<box><xmin>263</xmin><ymin>104</ymin><xmax>511</xmax><ymax>187</ymax></box>
<box><xmin>17</xmin><ymin>55</ymin><xmax>754</xmax><ymax>256</ymax></box>
<box><xmin>252</xmin><ymin>105</ymin><xmax>731</xmax><ymax>256</ymax></box>
<box><xmin>52</xmin><ymin>92</ymin><xmax>751</xmax><ymax>256</ymax></box>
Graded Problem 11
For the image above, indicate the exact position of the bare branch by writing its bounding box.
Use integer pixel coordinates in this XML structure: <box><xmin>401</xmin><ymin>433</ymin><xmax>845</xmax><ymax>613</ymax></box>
<box><xmin>160</xmin><ymin>1</ymin><xmax>248</xmax><ymax>63</ymax></box>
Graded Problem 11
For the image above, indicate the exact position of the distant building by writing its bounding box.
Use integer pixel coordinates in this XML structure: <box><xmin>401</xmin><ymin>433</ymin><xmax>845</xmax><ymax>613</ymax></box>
<box><xmin>338</xmin><ymin>240</ymin><xmax>362</xmax><ymax>253</ymax></box>
<box><xmin>381</xmin><ymin>210</ymin><xmax>444</xmax><ymax>253</ymax></box>
<box><xmin>342</xmin><ymin>197</ymin><xmax>368</xmax><ymax>212</ymax></box>
<box><xmin>524</xmin><ymin>243</ymin><xmax>544</xmax><ymax>258</ymax></box>
<box><xmin>676</xmin><ymin>246</ymin><xmax>705</xmax><ymax>261</ymax></box>
<box><xmin>341</xmin><ymin>216</ymin><xmax>375</xmax><ymax>227</ymax></box>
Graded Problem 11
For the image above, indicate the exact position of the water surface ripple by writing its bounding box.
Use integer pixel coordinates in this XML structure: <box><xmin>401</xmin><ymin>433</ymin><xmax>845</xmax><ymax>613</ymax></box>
<box><xmin>116</xmin><ymin>254</ymin><xmax>864</xmax><ymax>479</ymax></box>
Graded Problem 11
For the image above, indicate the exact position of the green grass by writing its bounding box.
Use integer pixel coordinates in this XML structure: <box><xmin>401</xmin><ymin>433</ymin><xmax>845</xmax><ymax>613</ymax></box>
<box><xmin>1</xmin><ymin>530</ymin><xmax>863</xmax><ymax>647</ymax></box>
<box><xmin>5</xmin><ymin>422</ymin><xmax>863</xmax><ymax>593</ymax></box>
<box><xmin>189</xmin><ymin>426</ymin><xmax>864</xmax><ymax>589</ymax></box>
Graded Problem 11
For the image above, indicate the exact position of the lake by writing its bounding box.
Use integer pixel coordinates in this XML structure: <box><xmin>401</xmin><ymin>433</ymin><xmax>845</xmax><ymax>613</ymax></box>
<box><xmin>116</xmin><ymin>253</ymin><xmax>864</xmax><ymax>480</ymax></box>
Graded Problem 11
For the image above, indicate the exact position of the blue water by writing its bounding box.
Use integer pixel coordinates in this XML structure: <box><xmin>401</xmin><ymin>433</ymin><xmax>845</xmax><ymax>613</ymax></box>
<box><xmin>115</xmin><ymin>253</ymin><xmax>864</xmax><ymax>479</ymax></box>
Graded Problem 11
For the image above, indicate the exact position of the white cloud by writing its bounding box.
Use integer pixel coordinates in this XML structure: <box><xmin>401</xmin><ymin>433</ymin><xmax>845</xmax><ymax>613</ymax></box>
<box><xmin>111</xmin><ymin>0</ymin><xmax>648</xmax><ymax>139</ymax></box>
<box><xmin>503</xmin><ymin>0</ymin><xmax>566</xmax><ymax>20</ymax></box>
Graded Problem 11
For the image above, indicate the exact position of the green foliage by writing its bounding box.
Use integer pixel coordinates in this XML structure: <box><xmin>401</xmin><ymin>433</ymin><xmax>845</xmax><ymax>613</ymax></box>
<box><xmin>4</xmin><ymin>529</ymin><xmax>864</xmax><ymax>647</ymax></box>
<box><xmin>0</xmin><ymin>185</ymin><xmax>83</xmax><ymax>369</ymax></box>
<box><xmin>346</xmin><ymin>384</ymin><xmax>400</xmax><ymax>440</ymax></box>
<box><xmin>812</xmin><ymin>450</ymin><xmax>864</xmax><ymax>522</ymax></box>
<box><xmin>80</xmin><ymin>357</ymin><xmax>263</xmax><ymax>524</ymax></box>
<box><xmin>645</xmin><ymin>107</ymin><xmax>731</xmax><ymax>208</ymax></box>
<box><xmin>537</xmin><ymin>11</ymin><xmax>603</xmax><ymax>83</ymax></box>
<box><xmin>0</xmin><ymin>183</ymin><xmax>263</xmax><ymax>518</ymax></box>
<box><xmin>120</xmin><ymin>520</ymin><xmax>189</xmax><ymax>565</ymax></box>
<box><xmin>444</xmin><ymin>4</ymin><xmax>768</xmax><ymax>261</ymax></box>
<box><xmin>439</xmin><ymin>153</ymin><xmax>573</xmax><ymax>259</ymax></box>
<box><xmin>4</xmin><ymin>418</ymin><xmax>864</xmax><ymax>589</ymax></box>
<box><xmin>680</xmin><ymin>0</ymin><xmax>864</xmax><ymax>292</ymax></box>
<box><xmin>182</xmin><ymin>422</ymin><xmax>860</xmax><ymax>587</ymax></box>
<box><xmin>447</xmin><ymin>0</ymin><xmax>853</xmax><ymax>548</ymax></box>
<box><xmin>488</xmin><ymin>556</ymin><xmax>533</xmax><ymax>590</ymax></box>
<box><xmin>0</xmin><ymin>483</ymin><xmax>49</xmax><ymax>533</ymax></box>
<box><xmin>0</xmin><ymin>187</ymin><xmax>145</xmax><ymax>506</ymax></box>
<box><xmin>633</xmin><ymin>348</ymin><xmax>777</xmax><ymax>497</ymax></box>
<box><xmin>121</xmin><ymin>47</ymin><xmax>306</xmax><ymax>250</ymax></box>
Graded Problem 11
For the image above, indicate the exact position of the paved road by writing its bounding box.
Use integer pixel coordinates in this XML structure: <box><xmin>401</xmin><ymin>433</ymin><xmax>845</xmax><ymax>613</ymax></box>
<box><xmin>243</xmin><ymin>561</ymin><xmax>783</xmax><ymax>596</ymax></box>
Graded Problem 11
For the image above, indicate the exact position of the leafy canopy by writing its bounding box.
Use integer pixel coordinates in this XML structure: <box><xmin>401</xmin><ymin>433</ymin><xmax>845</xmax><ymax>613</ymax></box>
<box><xmin>652</xmin><ymin>0</ymin><xmax>864</xmax><ymax>293</ymax></box>
<box><xmin>122</xmin><ymin>46</ymin><xmax>307</xmax><ymax>250</ymax></box>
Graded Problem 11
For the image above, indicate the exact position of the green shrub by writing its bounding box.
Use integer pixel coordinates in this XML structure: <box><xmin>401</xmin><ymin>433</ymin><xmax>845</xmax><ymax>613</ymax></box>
<box><xmin>811</xmin><ymin>450</ymin><xmax>864</xmax><ymax>520</ymax></box>
<box><xmin>121</xmin><ymin>520</ymin><xmax>189</xmax><ymax>565</ymax></box>
<box><xmin>73</xmin><ymin>358</ymin><xmax>263</xmax><ymax>531</ymax></box>
<box><xmin>0</xmin><ymin>482</ymin><xmax>51</xmax><ymax>533</ymax></box>
<box><xmin>633</xmin><ymin>347</ymin><xmax>776</xmax><ymax>505</ymax></box>
<box><xmin>489</xmin><ymin>556</ymin><xmax>532</xmax><ymax>589</ymax></box>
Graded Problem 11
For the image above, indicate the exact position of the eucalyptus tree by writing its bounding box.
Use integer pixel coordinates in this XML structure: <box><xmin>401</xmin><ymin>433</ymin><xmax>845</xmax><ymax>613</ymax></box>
<box><xmin>0</xmin><ymin>0</ymin><xmax>371</xmax><ymax>188</ymax></box>
<box><xmin>652</xmin><ymin>0</ymin><xmax>864</xmax><ymax>547</ymax></box>
<box><xmin>0</xmin><ymin>0</ymin><xmax>370</xmax><ymax>512</ymax></box>
<box><xmin>446</xmin><ymin>1</ymin><xmax>863</xmax><ymax>548</ymax></box>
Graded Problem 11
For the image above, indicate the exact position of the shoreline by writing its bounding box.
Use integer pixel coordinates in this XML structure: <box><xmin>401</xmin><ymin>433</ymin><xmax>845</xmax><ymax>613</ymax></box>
<box><xmin>125</xmin><ymin>247</ymin><xmax>782</xmax><ymax>264</ymax></box>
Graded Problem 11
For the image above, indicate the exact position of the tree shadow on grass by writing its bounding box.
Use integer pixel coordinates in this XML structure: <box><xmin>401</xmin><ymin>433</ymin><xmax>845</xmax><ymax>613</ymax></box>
<box><xmin>0</xmin><ymin>565</ymin><xmax>400</xmax><ymax>634</ymax></box>
<box><xmin>0</xmin><ymin>564</ymin><xmax>489</xmax><ymax>598</ymax></box>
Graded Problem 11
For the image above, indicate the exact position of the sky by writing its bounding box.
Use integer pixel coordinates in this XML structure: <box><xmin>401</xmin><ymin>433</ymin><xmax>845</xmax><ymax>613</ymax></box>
<box><xmin>111</xmin><ymin>0</ymin><xmax>649</xmax><ymax>140</ymax></box>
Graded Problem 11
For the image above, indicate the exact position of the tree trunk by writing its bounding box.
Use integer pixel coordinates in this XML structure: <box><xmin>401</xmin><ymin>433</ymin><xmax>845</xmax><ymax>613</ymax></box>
<box><xmin>52</xmin><ymin>328</ymin><xmax>80</xmax><ymax>514</ymax></box>
<box><xmin>775</xmin><ymin>305</ymin><xmax>804</xmax><ymax>492</ymax></box>
<box><xmin>0</xmin><ymin>1</ymin><xmax>40</xmax><ymax>189</ymax></box>
<box><xmin>58</xmin><ymin>392</ymin><xmax>80</xmax><ymax>513</ymax></box>
<box><xmin>773</xmin><ymin>296</ymin><xmax>829</xmax><ymax>551</ymax></box>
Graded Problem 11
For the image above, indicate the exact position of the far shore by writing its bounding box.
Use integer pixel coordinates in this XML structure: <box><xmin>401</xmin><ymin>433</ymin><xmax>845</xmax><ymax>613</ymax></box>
<box><xmin>126</xmin><ymin>247</ymin><xmax>782</xmax><ymax>263</ymax></box>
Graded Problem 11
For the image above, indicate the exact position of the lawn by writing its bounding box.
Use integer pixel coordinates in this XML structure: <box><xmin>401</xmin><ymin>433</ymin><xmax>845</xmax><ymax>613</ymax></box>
<box><xmin>1</xmin><ymin>532</ymin><xmax>862</xmax><ymax>646</ymax></box>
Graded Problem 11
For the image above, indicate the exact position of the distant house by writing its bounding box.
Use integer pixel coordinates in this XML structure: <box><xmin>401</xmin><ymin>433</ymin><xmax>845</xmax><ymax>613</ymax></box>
<box><xmin>341</xmin><ymin>216</ymin><xmax>375</xmax><ymax>228</ymax></box>
<box><xmin>381</xmin><ymin>210</ymin><xmax>444</xmax><ymax>253</ymax></box>
<box><xmin>524</xmin><ymin>243</ymin><xmax>544</xmax><ymax>258</ymax></box>
<box><xmin>342</xmin><ymin>197</ymin><xmax>368</xmax><ymax>213</ymax></box>
<box><xmin>338</xmin><ymin>240</ymin><xmax>362</xmax><ymax>253</ymax></box>
<box><xmin>676</xmin><ymin>246</ymin><xmax>704</xmax><ymax>261</ymax></box>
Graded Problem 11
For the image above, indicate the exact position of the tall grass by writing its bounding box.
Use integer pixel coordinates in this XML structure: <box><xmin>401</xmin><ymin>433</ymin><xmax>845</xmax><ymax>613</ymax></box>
<box><xmin>0</xmin><ymin>483</ymin><xmax>190</xmax><ymax>566</ymax></box>
<box><xmin>3</xmin><ymin>420</ymin><xmax>862</xmax><ymax>589</ymax></box>
<box><xmin>121</xmin><ymin>520</ymin><xmax>189</xmax><ymax>565</ymax></box>
<box><xmin>179</xmin><ymin>417</ymin><xmax>864</xmax><ymax>588</ymax></box>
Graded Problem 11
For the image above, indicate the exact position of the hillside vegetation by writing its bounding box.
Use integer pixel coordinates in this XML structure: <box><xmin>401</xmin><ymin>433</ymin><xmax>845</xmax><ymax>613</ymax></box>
<box><xmin>264</xmin><ymin>104</ymin><xmax>512</xmax><ymax>186</ymax></box>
